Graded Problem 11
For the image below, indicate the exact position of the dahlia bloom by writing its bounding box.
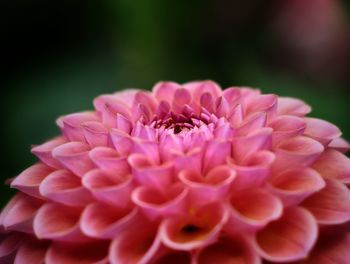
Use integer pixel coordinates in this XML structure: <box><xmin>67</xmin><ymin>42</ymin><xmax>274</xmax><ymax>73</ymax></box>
<box><xmin>1</xmin><ymin>80</ymin><xmax>350</xmax><ymax>264</ymax></box>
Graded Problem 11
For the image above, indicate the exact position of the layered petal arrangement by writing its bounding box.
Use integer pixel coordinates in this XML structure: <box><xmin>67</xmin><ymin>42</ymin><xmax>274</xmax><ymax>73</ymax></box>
<box><xmin>1</xmin><ymin>81</ymin><xmax>350</xmax><ymax>264</ymax></box>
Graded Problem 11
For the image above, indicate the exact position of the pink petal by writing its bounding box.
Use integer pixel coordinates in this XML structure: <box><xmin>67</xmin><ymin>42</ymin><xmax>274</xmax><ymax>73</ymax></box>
<box><xmin>115</xmin><ymin>113</ymin><xmax>132</xmax><ymax>134</ymax></box>
<box><xmin>302</xmin><ymin>179</ymin><xmax>350</xmax><ymax>224</ymax></box>
<box><xmin>273</xmin><ymin>136</ymin><xmax>324</xmax><ymax>172</ymax></box>
<box><xmin>132</xmin><ymin>122</ymin><xmax>157</xmax><ymax>141</ymax></box>
<box><xmin>159</xmin><ymin>202</ymin><xmax>229</xmax><ymax>250</ymax></box>
<box><xmin>171</xmin><ymin>148</ymin><xmax>203</xmax><ymax>173</ymax></box>
<box><xmin>304</xmin><ymin>117</ymin><xmax>342</xmax><ymax>145</ymax></box>
<box><xmin>277</xmin><ymin>97</ymin><xmax>311</xmax><ymax>116</ymax></box>
<box><xmin>31</xmin><ymin>137</ymin><xmax>67</xmax><ymax>168</ymax></box>
<box><xmin>227</xmin><ymin>189</ymin><xmax>282</xmax><ymax>232</ymax></box>
<box><xmin>197</xmin><ymin>235</ymin><xmax>261</xmax><ymax>264</ymax></box>
<box><xmin>57</xmin><ymin>112</ymin><xmax>99</xmax><ymax>142</ymax></box>
<box><xmin>132</xmin><ymin>183</ymin><xmax>188</xmax><ymax>220</ymax></box>
<box><xmin>154</xmin><ymin>251</ymin><xmax>193</xmax><ymax>264</ymax></box>
<box><xmin>133</xmin><ymin>91</ymin><xmax>157</xmax><ymax>116</ymax></box>
<box><xmin>304</xmin><ymin>227</ymin><xmax>350</xmax><ymax>263</ymax></box>
<box><xmin>82</xmin><ymin>121</ymin><xmax>109</xmax><ymax>147</ymax></box>
<box><xmin>128</xmin><ymin>153</ymin><xmax>173</xmax><ymax>189</ymax></box>
<box><xmin>183</xmin><ymin>80</ymin><xmax>222</xmax><ymax>102</ymax></box>
<box><xmin>33</xmin><ymin>203</ymin><xmax>86</xmax><ymax>242</ymax></box>
<box><xmin>222</xmin><ymin>87</ymin><xmax>241</xmax><ymax>105</ymax></box>
<box><xmin>236</xmin><ymin>112</ymin><xmax>267</xmax><ymax>136</ymax></box>
<box><xmin>89</xmin><ymin>146</ymin><xmax>129</xmax><ymax>173</ymax></box>
<box><xmin>253</xmin><ymin>206</ymin><xmax>318</xmax><ymax>262</ymax></box>
<box><xmin>203</xmin><ymin>140</ymin><xmax>231</xmax><ymax>174</ymax></box>
<box><xmin>179</xmin><ymin>166</ymin><xmax>235</xmax><ymax>207</ymax></box>
<box><xmin>82</xmin><ymin>169</ymin><xmax>133</xmax><ymax>207</ymax></box>
<box><xmin>215</xmin><ymin>96</ymin><xmax>230</xmax><ymax>118</ymax></box>
<box><xmin>131</xmin><ymin>139</ymin><xmax>160</xmax><ymax>164</ymax></box>
<box><xmin>152</xmin><ymin>81</ymin><xmax>180</xmax><ymax>103</ymax></box>
<box><xmin>172</xmin><ymin>88</ymin><xmax>192</xmax><ymax>114</ymax></box>
<box><xmin>93</xmin><ymin>93</ymin><xmax>134</xmax><ymax>125</ymax></box>
<box><xmin>80</xmin><ymin>203</ymin><xmax>137</xmax><ymax>239</ymax></box>
<box><xmin>0</xmin><ymin>233</ymin><xmax>22</xmax><ymax>259</ymax></box>
<box><xmin>200</xmin><ymin>92</ymin><xmax>214</xmax><ymax>112</ymax></box>
<box><xmin>52</xmin><ymin>141</ymin><xmax>95</xmax><ymax>177</ymax></box>
<box><xmin>312</xmin><ymin>149</ymin><xmax>350</xmax><ymax>184</ymax></box>
<box><xmin>229</xmin><ymin>151</ymin><xmax>275</xmax><ymax>190</ymax></box>
<box><xmin>328</xmin><ymin>137</ymin><xmax>350</xmax><ymax>153</ymax></box>
<box><xmin>94</xmin><ymin>90</ymin><xmax>138</xmax><ymax>110</ymax></box>
<box><xmin>227</xmin><ymin>104</ymin><xmax>244</xmax><ymax>127</ymax></box>
<box><xmin>1</xmin><ymin>194</ymin><xmax>42</xmax><ymax>233</ymax></box>
<box><xmin>232</xmin><ymin>128</ymin><xmax>273</xmax><ymax>164</ymax></box>
<box><xmin>109</xmin><ymin>216</ymin><xmax>161</xmax><ymax>264</ymax></box>
<box><xmin>14</xmin><ymin>239</ymin><xmax>48</xmax><ymax>264</ymax></box>
<box><xmin>11</xmin><ymin>163</ymin><xmax>54</xmax><ymax>199</ymax></box>
<box><xmin>46</xmin><ymin>241</ymin><xmax>109</xmax><ymax>264</ymax></box>
<box><xmin>268</xmin><ymin>115</ymin><xmax>306</xmax><ymax>146</ymax></box>
<box><xmin>245</xmin><ymin>94</ymin><xmax>278</xmax><ymax>120</ymax></box>
<box><xmin>109</xmin><ymin>128</ymin><xmax>133</xmax><ymax>156</ymax></box>
<box><xmin>39</xmin><ymin>169</ymin><xmax>93</xmax><ymax>206</ymax></box>
<box><xmin>268</xmin><ymin>168</ymin><xmax>325</xmax><ymax>206</ymax></box>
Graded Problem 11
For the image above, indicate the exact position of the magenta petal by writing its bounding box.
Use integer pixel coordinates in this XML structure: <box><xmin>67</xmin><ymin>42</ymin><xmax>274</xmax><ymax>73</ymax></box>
<box><xmin>302</xmin><ymin>179</ymin><xmax>350</xmax><ymax>225</ymax></box>
<box><xmin>268</xmin><ymin>168</ymin><xmax>325</xmax><ymax>206</ymax></box>
<box><xmin>179</xmin><ymin>166</ymin><xmax>235</xmax><ymax>207</ymax></box>
<box><xmin>1</xmin><ymin>194</ymin><xmax>42</xmax><ymax>233</ymax></box>
<box><xmin>109</xmin><ymin>216</ymin><xmax>161</xmax><ymax>264</ymax></box>
<box><xmin>229</xmin><ymin>151</ymin><xmax>275</xmax><ymax>190</ymax></box>
<box><xmin>14</xmin><ymin>239</ymin><xmax>48</xmax><ymax>264</ymax></box>
<box><xmin>227</xmin><ymin>189</ymin><xmax>282</xmax><ymax>231</ymax></box>
<box><xmin>273</xmin><ymin>136</ymin><xmax>324</xmax><ymax>171</ymax></box>
<box><xmin>40</xmin><ymin>169</ymin><xmax>93</xmax><ymax>206</ymax></box>
<box><xmin>197</xmin><ymin>235</ymin><xmax>261</xmax><ymax>264</ymax></box>
<box><xmin>268</xmin><ymin>115</ymin><xmax>306</xmax><ymax>146</ymax></box>
<box><xmin>80</xmin><ymin>203</ymin><xmax>137</xmax><ymax>239</ymax></box>
<box><xmin>11</xmin><ymin>163</ymin><xmax>54</xmax><ymax>199</ymax></box>
<box><xmin>232</xmin><ymin>128</ymin><xmax>272</xmax><ymax>163</ymax></box>
<box><xmin>33</xmin><ymin>203</ymin><xmax>87</xmax><ymax>242</ymax></box>
<box><xmin>46</xmin><ymin>241</ymin><xmax>109</xmax><ymax>264</ymax></box>
<box><xmin>328</xmin><ymin>137</ymin><xmax>350</xmax><ymax>153</ymax></box>
<box><xmin>52</xmin><ymin>141</ymin><xmax>94</xmax><ymax>177</ymax></box>
<box><xmin>304</xmin><ymin>117</ymin><xmax>342</xmax><ymax>145</ymax></box>
<box><xmin>312</xmin><ymin>149</ymin><xmax>350</xmax><ymax>184</ymax></box>
<box><xmin>254</xmin><ymin>206</ymin><xmax>318</xmax><ymax>262</ymax></box>
<box><xmin>159</xmin><ymin>202</ymin><xmax>229</xmax><ymax>250</ymax></box>
<box><xmin>31</xmin><ymin>137</ymin><xmax>67</xmax><ymax>168</ymax></box>
<box><xmin>82</xmin><ymin>121</ymin><xmax>109</xmax><ymax>147</ymax></box>
<box><xmin>57</xmin><ymin>112</ymin><xmax>99</xmax><ymax>142</ymax></box>
<box><xmin>0</xmin><ymin>233</ymin><xmax>22</xmax><ymax>259</ymax></box>
<box><xmin>89</xmin><ymin>146</ymin><xmax>129</xmax><ymax>173</ymax></box>
<box><xmin>154</xmin><ymin>251</ymin><xmax>193</xmax><ymax>264</ymax></box>
<box><xmin>277</xmin><ymin>97</ymin><xmax>311</xmax><ymax>116</ymax></box>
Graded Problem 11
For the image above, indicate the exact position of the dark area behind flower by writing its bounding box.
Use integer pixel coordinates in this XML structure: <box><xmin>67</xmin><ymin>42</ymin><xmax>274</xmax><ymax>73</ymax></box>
<box><xmin>1</xmin><ymin>0</ymin><xmax>350</xmax><ymax>205</ymax></box>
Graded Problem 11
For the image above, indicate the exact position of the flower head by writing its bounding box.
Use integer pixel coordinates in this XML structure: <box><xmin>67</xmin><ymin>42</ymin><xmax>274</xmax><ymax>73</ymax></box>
<box><xmin>1</xmin><ymin>81</ymin><xmax>350</xmax><ymax>263</ymax></box>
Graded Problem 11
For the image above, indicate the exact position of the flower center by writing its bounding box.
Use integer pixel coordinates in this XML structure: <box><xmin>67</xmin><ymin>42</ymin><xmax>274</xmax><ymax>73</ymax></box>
<box><xmin>151</xmin><ymin>113</ymin><xmax>206</xmax><ymax>134</ymax></box>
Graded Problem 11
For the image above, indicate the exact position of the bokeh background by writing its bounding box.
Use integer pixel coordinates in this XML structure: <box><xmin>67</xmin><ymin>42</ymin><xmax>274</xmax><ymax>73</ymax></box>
<box><xmin>1</xmin><ymin>0</ymin><xmax>350</xmax><ymax>205</ymax></box>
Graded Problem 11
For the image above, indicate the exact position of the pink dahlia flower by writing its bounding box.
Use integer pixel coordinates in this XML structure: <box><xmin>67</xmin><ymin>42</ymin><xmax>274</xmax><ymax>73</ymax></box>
<box><xmin>1</xmin><ymin>81</ymin><xmax>350</xmax><ymax>264</ymax></box>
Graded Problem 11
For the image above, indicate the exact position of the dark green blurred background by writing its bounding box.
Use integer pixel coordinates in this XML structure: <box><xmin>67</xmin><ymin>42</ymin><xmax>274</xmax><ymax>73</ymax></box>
<box><xmin>1</xmin><ymin>0</ymin><xmax>350</xmax><ymax>206</ymax></box>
